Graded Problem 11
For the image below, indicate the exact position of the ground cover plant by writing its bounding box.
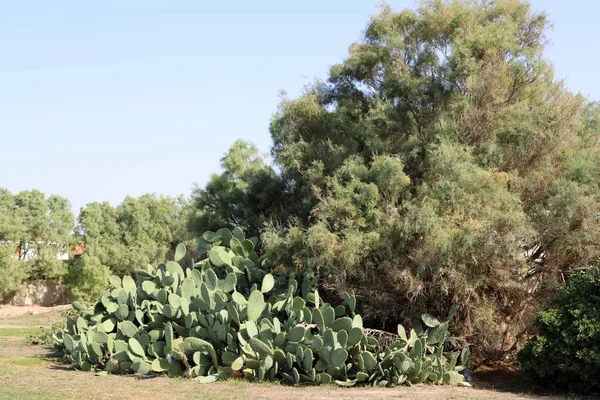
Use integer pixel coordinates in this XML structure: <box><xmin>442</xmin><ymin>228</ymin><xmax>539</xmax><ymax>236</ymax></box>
<box><xmin>55</xmin><ymin>227</ymin><xmax>470</xmax><ymax>387</ymax></box>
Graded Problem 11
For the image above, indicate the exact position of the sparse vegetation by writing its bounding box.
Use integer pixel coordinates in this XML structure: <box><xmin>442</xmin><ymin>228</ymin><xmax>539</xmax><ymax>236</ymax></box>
<box><xmin>25</xmin><ymin>321</ymin><xmax>64</xmax><ymax>346</ymax></box>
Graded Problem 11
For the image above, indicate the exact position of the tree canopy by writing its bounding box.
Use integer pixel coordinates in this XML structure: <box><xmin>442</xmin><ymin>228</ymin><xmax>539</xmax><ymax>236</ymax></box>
<box><xmin>192</xmin><ymin>0</ymin><xmax>600</xmax><ymax>359</ymax></box>
<box><xmin>75</xmin><ymin>194</ymin><xmax>193</xmax><ymax>273</ymax></box>
<box><xmin>67</xmin><ymin>193</ymin><xmax>193</xmax><ymax>299</ymax></box>
<box><xmin>0</xmin><ymin>188</ymin><xmax>75</xmax><ymax>293</ymax></box>
<box><xmin>188</xmin><ymin>139</ymin><xmax>299</xmax><ymax>239</ymax></box>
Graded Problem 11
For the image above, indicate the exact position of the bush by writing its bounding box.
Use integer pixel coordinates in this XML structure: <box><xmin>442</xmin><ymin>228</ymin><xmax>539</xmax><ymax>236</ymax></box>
<box><xmin>193</xmin><ymin>0</ymin><xmax>600</xmax><ymax>361</ymax></box>
<box><xmin>0</xmin><ymin>246</ymin><xmax>30</xmax><ymax>297</ymax></box>
<box><xmin>518</xmin><ymin>268</ymin><xmax>600</xmax><ymax>393</ymax></box>
<box><xmin>55</xmin><ymin>227</ymin><xmax>470</xmax><ymax>387</ymax></box>
<box><xmin>65</xmin><ymin>255</ymin><xmax>111</xmax><ymax>301</ymax></box>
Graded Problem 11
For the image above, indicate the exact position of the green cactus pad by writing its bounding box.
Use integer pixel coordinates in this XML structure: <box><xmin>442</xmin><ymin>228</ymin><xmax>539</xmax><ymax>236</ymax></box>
<box><xmin>109</xmin><ymin>275</ymin><xmax>121</xmax><ymax>289</ymax></box>
<box><xmin>260</xmin><ymin>274</ymin><xmax>275</xmax><ymax>294</ymax></box>
<box><xmin>249</xmin><ymin>338</ymin><xmax>274</xmax><ymax>357</ymax></box>
<box><xmin>331</xmin><ymin>317</ymin><xmax>352</xmax><ymax>332</ymax></box>
<box><xmin>54</xmin><ymin>226</ymin><xmax>468</xmax><ymax>388</ymax></box>
<box><xmin>247</xmin><ymin>290</ymin><xmax>265</xmax><ymax>322</ymax></box>
<box><xmin>421</xmin><ymin>314</ymin><xmax>440</xmax><ymax>328</ymax></box>
<box><xmin>174</xmin><ymin>243</ymin><xmax>186</xmax><ymax>262</ymax></box>
<box><xmin>287</xmin><ymin>325</ymin><xmax>306</xmax><ymax>342</ymax></box>
<box><xmin>330</xmin><ymin>348</ymin><xmax>348</xmax><ymax>367</ymax></box>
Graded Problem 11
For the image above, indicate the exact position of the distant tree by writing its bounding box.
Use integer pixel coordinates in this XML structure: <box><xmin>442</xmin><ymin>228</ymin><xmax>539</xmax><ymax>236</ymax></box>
<box><xmin>0</xmin><ymin>188</ymin><xmax>75</xmax><ymax>284</ymax></box>
<box><xmin>74</xmin><ymin>194</ymin><xmax>194</xmax><ymax>279</ymax></box>
<box><xmin>188</xmin><ymin>139</ymin><xmax>293</xmax><ymax>239</ymax></box>
<box><xmin>0</xmin><ymin>188</ymin><xmax>75</xmax><ymax>299</ymax></box>
<box><xmin>0</xmin><ymin>245</ymin><xmax>27</xmax><ymax>296</ymax></box>
<box><xmin>0</xmin><ymin>189</ymin><xmax>19</xmax><ymax>242</ymax></box>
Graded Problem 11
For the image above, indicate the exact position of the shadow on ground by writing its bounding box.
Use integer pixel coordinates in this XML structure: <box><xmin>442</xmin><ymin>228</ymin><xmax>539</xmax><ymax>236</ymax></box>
<box><xmin>473</xmin><ymin>365</ymin><xmax>592</xmax><ymax>400</ymax></box>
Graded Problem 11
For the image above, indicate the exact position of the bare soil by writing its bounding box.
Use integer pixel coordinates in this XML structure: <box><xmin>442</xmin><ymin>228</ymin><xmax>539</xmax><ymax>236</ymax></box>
<box><xmin>0</xmin><ymin>306</ymin><xmax>584</xmax><ymax>400</ymax></box>
<box><xmin>0</xmin><ymin>304</ymin><xmax>71</xmax><ymax>319</ymax></box>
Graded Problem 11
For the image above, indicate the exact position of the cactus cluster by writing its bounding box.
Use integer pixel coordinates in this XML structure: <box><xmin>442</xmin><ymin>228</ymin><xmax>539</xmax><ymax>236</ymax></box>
<box><xmin>55</xmin><ymin>227</ymin><xmax>470</xmax><ymax>387</ymax></box>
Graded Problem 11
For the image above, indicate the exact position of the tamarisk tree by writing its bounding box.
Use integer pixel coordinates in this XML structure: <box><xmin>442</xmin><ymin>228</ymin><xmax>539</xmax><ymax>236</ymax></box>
<box><xmin>192</xmin><ymin>0</ymin><xmax>600</xmax><ymax>360</ymax></box>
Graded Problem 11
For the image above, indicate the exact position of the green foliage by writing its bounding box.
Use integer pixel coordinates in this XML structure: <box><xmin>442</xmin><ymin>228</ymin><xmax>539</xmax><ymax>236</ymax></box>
<box><xmin>55</xmin><ymin>227</ymin><xmax>469</xmax><ymax>387</ymax></box>
<box><xmin>188</xmin><ymin>139</ymin><xmax>301</xmax><ymax>239</ymax></box>
<box><xmin>65</xmin><ymin>255</ymin><xmax>111</xmax><ymax>301</ymax></box>
<box><xmin>191</xmin><ymin>0</ymin><xmax>600</xmax><ymax>359</ymax></box>
<box><xmin>0</xmin><ymin>189</ymin><xmax>75</xmax><ymax>250</ymax></box>
<box><xmin>0</xmin><ymin>188</ymin><xmax>75</xmax><ymax>286</ymax></box>
<box><xmin>25</xmin><ymin>321</ymin><xmax>65</xmax><ymax>346</ymax></box>
<box><xmin>518</xmin><ymin>268</ymin><xmax>600</xmax><ymax>393</ymax></box>
<box><xmin>76</xmin><ymin>194</ymin><xmax>194</xmax><ymax>277</ymax></box>
<box><xmin>0</xmin><ymin>188</ymin><xmax>74</xmax><ymax>297</ymax></box>
<box><xmin>0</xmin><ymin>245</ymin><xmax>29</xmax><ymax>295</ymax></box>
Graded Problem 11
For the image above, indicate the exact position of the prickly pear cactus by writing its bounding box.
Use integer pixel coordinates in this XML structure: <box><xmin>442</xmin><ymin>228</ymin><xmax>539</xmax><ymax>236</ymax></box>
<box><xmin>55</xmin><ymin>227</ymin><xmax>470</xmax><ymax>387</ymax></box>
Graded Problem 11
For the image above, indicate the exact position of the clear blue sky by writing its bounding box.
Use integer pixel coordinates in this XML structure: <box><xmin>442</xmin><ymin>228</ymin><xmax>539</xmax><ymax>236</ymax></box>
<box><xmin>1</xmin><ymin>0</ymin><xmax>598</xmax><ymax>214</ymax></box>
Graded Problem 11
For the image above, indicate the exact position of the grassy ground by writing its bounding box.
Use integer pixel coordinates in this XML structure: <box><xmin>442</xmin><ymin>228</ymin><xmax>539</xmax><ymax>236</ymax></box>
<box><xmin>0</xmin><ymin>306</ymin><xmax>584</xmax><ymax>400</ymax></box>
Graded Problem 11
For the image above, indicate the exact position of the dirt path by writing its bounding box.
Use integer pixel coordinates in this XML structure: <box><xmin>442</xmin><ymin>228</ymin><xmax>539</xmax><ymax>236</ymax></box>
<box><xmin>0</xmin><ymin>304</ymin><xmax>71</xmax><ymax>319</ymax></box>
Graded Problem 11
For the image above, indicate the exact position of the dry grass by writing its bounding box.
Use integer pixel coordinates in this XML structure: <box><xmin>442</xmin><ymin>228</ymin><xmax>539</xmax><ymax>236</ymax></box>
<box><xmin>0</xmin><ymin>306</ymin><xmax>586</xmax><ymax>400</ymax></box>
<box><xmin>0</xmin><ymin>305</ymin><xmax>69</xmax><ymax>328</ymax></box>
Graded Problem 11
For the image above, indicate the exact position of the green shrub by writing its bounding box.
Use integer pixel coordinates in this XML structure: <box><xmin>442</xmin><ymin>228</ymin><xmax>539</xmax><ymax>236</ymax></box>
<box><xmin>518</xmin><ymin>268</ymin><xmax>600</xmax><ymax>393</ymax></box>
<box><xmin>0</xmin><ymin>246</ymin><xmax>29</xmax><ymax>297</ymax></box>
<box><xmin>64</xmin><ymin>254</ymin><xmax>111</xmax><ymax>301</ymax></box>
<box><xmin>55</xmin><ymin>227</ymin><xmax>470</xmax><ymax>387</ymax></box>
